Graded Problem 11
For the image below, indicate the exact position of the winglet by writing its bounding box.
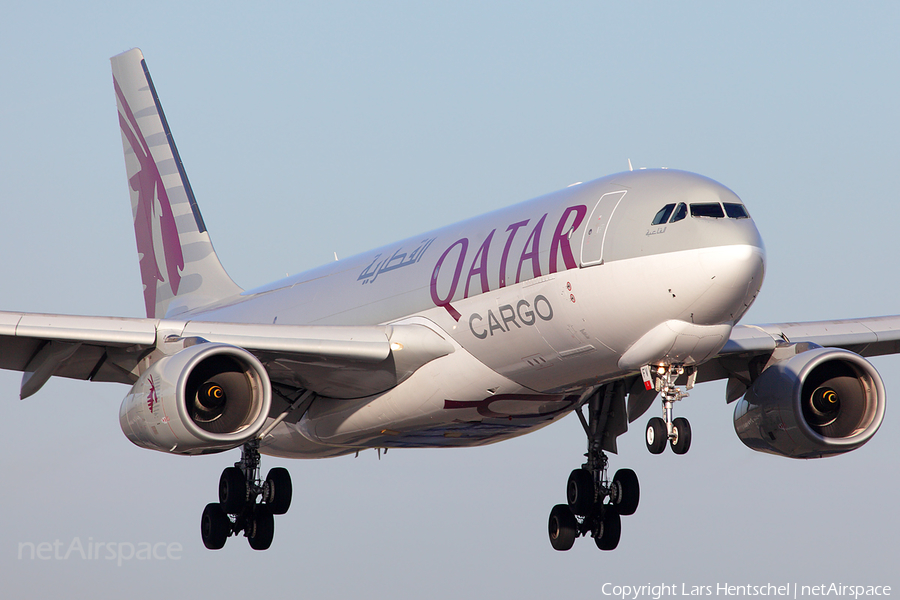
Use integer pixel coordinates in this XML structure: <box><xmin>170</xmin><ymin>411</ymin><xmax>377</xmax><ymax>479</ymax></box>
<box><xmin>111</xmin><ymin>49</ymin><xmax>242</xmax><ymax>318</ymax></box>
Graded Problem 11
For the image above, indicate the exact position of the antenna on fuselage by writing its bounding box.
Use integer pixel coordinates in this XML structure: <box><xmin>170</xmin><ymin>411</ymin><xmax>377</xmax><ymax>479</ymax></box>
<box><xmin>627</xmin><ymin>159</ymin><xmax>634</xmax><ymax>171</ymax></box>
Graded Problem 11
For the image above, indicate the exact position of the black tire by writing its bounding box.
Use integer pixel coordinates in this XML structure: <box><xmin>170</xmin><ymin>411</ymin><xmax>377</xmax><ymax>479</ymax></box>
<box><xmin>265</xmin><ymin>467</ymin><xmax>292</xmax><ymax>516</ymax></box>
<box><xmin>670</xmin><ymin>417</ymin><xmax>692</xmax><ymax>455</ymax></box>
<box><xmin>611</xmin><ymin>469</ymin><xmax>640</xmax><ymax>516</ymax></box>
<box><xmin>594</xmin><ymin>509</ymin><xmax>621</xmax><ymax>551</ymax></box>
<box><xmin>248</xmin><ymin>505</ymin><xmax>275</xmax><ymax>550</ymax></box>
<box><xmin>548</xmin><ymin>504</ymin><xmax>577</xmax><ymax>551</ymax></box>
<box><xmin>219</xmin><ymin>466</ymin><xmax>247</xmax><ymax>515</ymax></box>
<box><xmin>566</xmin><ymin>468</ymin><xmax>594</xmax><ymax>516</ymax></box>
<box><xmin>200</xmin><ymin>503</ymin><xmax>230</xmax><ymax>550</ymax></box>
<box><xmin>645</xmin><ymin>417</ymin><xmax>667</xmax><ymax>454</ymax></box>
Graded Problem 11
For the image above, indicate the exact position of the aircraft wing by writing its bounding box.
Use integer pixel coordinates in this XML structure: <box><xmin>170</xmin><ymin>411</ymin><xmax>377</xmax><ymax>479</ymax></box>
<box><xmin>0</xmin><ymin>311</ymin><xmax>454</xmax><ymax>400</ymax></box>
<box><xmin>692</xmin><ymin>315</ymin><xmax>900</xmax><ymax>399</ymax></box>
<box><xmin>621</xmin><ymin>315</ymin><xmax>900</xmax><ymax>422</ymax></box>
<box><xmin>723</xmin><ymin>316</ymin><xmax>900</xmax><ymax>358</ymax></box>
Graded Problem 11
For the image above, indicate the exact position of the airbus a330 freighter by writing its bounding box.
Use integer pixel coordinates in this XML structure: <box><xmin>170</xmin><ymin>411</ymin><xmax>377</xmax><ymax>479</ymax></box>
<box><xmin>0</xmin><ymin>49</ymin><xmax>891</xmax><ymax>551</ymax></box>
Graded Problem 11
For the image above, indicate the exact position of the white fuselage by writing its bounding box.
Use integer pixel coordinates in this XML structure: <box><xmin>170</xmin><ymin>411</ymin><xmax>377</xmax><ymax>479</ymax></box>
<box><xmin>181</xmin><ymin>169</ymin><xmax>766</xmax><ymax>457</ymax></box>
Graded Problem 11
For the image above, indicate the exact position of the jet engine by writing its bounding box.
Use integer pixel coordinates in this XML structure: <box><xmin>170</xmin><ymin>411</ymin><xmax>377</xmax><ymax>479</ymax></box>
<box><xmin>119</xmin><ymin>343</ymin><xmax>272</xmax><ymax>455</ymax></box>
<box><xmin>733</xmin><ymin>346</ymin><xmax>885</xmax><ymax>458</ymax></box>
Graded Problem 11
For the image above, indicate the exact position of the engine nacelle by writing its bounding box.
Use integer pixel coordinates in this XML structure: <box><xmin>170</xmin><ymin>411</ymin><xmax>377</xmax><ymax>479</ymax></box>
<box><xmin>119</xmin><ymin>343</ymin><xmax>272</xmax><ymax>455</ymax></box>
<box><xmin>734</xmin><ymin>347</ymin><xmax>885</xmax><ymax>458</ymax></box>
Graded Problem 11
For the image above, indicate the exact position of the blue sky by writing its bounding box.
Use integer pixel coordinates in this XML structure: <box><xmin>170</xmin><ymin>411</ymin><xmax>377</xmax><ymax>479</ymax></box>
<box><xmin>1</xmin><ymin>2</ymin><xmax>898</xmax><ymax>597</ymax></box>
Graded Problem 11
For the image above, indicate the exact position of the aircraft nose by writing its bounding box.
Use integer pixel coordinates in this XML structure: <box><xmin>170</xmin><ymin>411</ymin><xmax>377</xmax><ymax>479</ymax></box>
<box><xmin>690</xmin><ymin>241</ymin><xmax>766</xmax><ymax>324</ymax></box>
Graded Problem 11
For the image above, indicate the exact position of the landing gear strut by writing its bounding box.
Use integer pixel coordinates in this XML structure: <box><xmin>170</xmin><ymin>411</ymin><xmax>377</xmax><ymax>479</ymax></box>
<box><xmin>645</xmin><ymin>364</ymin><xmax>694</xmax><ymax>455</ymax></box>
<box><xmin>200</xmin><ymin>440</ymin><xmax>293</xmax><ymax>550</ymax></box>
<box><xmin>548</xmin><ymin>384</ymin><xmax>640</xmax><ymax>551</ymax></box>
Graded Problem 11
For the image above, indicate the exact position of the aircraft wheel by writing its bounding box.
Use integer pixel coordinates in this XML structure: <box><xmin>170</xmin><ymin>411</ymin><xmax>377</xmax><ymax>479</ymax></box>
<box><xmin>548</xmin><ymin>504</ymin><xmax>577</xmax><ymax>551</ymax></box>
<box><xmin>594</xmin><ymin>509</ymin><xmax>621</xmax><ymax>551</ymax></box>
<box><xmin>265</xmin><ymin>467</ymin><xmax>292</xmax><ymax>515</ymax></box>
<box><xmin>670</xmin><ymin>417</ymin><xmax>692</xmax><ymax>455</ymax></box>
<box><xmin>248</xmin><ymin>506</ymin><xmax>275</xmax><ymax>550</ymax></box>
<box><xmin>219</xmin><ymin>467</ymin><xmax>247</xmax><ymax>514</ymax></box>
<box><xmin>566</xmin><ymin>468</ymin><xmax>594</xmax><ymax>516</ymax></box>
<box><xmin>610</xmin><ymin>469</ymin><xmax>640</xmax><ymax>516</ymax></box>
<box><xmin>645</xmin><ymin>417</ymin><xmax>667</xmax><ymax>454</ymax></box>
<box><xmin>201</xmin><ymin>503</ymin><xmax>230</xmax><ymax>550</ymax></box>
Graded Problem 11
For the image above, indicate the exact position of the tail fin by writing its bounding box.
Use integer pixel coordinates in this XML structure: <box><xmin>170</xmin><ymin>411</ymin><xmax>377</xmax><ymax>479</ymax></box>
<box><xmin>111</xmin><ymin>48</ymin><xmax>242</xmax><ymax>319</ymax></box>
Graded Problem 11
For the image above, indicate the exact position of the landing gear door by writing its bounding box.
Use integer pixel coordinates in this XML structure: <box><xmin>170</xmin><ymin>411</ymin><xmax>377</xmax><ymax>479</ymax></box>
<box><xmin>580</xmin><ymin>191</ymin><xmax>626</xmax><ymax>266</ymax></box>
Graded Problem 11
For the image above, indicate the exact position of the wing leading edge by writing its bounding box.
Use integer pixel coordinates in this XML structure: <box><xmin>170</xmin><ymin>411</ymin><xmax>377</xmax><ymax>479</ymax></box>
<box><xmin>0</xmin><ymin>311</ymin><xmax>454</xmax><ymax>400</ymax></box>
<box><xmin>721</xmin><ymin>316</ymin><xmax>900</xmax><ymax>358</ymax></box>
<box><xmin>691</xmin><ymin>315</ymin><xmax>900</xmax><ymax>403</ymax></box>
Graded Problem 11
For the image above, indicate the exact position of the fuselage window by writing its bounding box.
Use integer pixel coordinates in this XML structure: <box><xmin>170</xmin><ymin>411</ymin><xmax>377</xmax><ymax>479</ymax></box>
<box><xmin>690</xmin><ymin>203</ymin><xmax>725</xmax><ymax>218</ymax></box>
<box><xmin>723</xmin><ymin>203</ymin><xmax>750</xmax><ymax>219</ymax></box>
<box><xmin>652</xmin><ymin>203</ymin><xmax>676</xmax><ymax>225</ymax></box>
<box><xmin>669</xmin><ymin>203</ymin><xmax>688</xmax><ymax>223</ymax></box>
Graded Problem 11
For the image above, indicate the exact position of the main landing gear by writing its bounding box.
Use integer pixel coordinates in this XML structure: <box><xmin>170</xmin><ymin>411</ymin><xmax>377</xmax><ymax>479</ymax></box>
<box><xmin>200</xmin><ymin>440</ymin><xmax>293</xmax><ymax>550</ymax></box>
<box><xmin>645</xmin><ymin>364</ymin><xmax>694</xmax><ymax>455</ymax></box>
<box><xmin>548</xmin><ymin>384</ymin><xmax>640</xmax><ymax>551</ymax></box>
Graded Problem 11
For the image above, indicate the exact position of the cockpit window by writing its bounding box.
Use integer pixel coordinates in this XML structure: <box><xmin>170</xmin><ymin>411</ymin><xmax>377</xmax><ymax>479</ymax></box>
<box><xmin>651</xmin><ymin>204</ymin><xmax>676</xmax><ymax>225</ymax></box>
<box><xmin>723</xmin><ymin>203</ymin><xmax>750</xmax><ymax>219</ymax></box>
<box><xmin>670</xmin><ymin>203</ymin><xmax>688</xmax><ymax>223</ymax></box>
<box><xmin>655</xmin><ymin>201</ymin><xmax>749</xmax><ymax>224</ymax></box>
<box><xmin>691</xmin><ymin>203</ymin><xmax>725</xmax><ymax>218</ymax></box>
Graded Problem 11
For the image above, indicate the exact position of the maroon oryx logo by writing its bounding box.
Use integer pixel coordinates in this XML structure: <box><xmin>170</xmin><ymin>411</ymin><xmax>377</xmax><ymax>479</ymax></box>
<box><xmin>146</xmin><ymin>375</ymin><xmax>159</xmax><ymax>413</ymax></box>
<box><xmin>114</xmin><ymin>76</ymin><xmax>185</xmax><ymax>318</ymax></box>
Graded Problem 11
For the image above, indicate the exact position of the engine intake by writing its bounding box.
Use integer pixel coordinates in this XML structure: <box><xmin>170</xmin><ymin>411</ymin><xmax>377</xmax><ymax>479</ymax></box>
<box><xmin>733</xmin><ymin>347</ymin><xmax>885</xmax><ymax>458</ymax></box>
<box><xmin>120</xmin><ymin>343</ymin><xmax>272</xmax><ymax>455</ymax></box>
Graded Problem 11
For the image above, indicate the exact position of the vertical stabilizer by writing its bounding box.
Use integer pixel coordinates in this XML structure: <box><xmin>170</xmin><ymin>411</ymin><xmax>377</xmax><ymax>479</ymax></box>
<box><xmin>111</xmin><ymin>48</ymin><xmax>242</xmax><ymax>318</ymax></box>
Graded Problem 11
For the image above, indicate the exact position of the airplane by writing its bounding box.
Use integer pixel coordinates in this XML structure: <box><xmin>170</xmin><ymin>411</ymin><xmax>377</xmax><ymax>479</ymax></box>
<box><xmin>0</xmin><ymin>47</ymin><xmax>891</xmax><ymax>552</ymax></box>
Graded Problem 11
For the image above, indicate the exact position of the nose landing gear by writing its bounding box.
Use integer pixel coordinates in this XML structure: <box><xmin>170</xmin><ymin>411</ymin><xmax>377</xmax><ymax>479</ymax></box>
<box><xmin>645</xmin><ymin>364</ymin><xmax>695</xmax><ymax>455</ymax></box>
<box><xmin>548</xmin><ymin>383</ymin><xmax>640</xmax><ymax>551</ymax></box>
<box><xmin>200</xmin><ymin>440</ymin><xmax>293</xmax><ymax>550</ymax></box>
